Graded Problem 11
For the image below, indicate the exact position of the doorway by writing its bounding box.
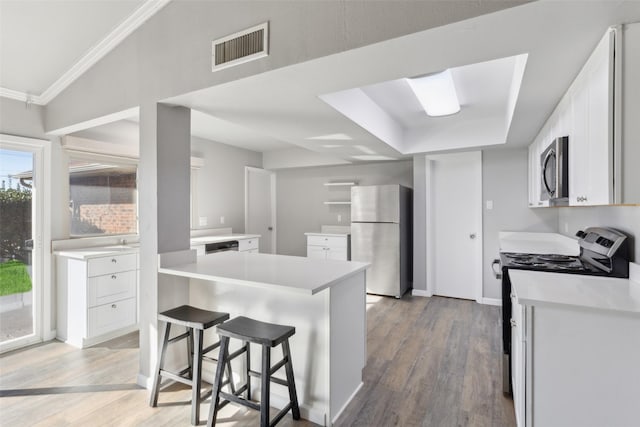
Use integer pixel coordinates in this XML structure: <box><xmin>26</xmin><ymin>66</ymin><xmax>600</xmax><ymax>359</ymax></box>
<box><xmin>425</xmin><ymin>151</ymin><xmax>482</xmax><ymax>301</ymax></box>
<box><xmin>0</xmin><ymin>135</ymin><xmax>49</xmax><ymax>353</ymax></box>
<box><xmin>245</xmin><ymin>167</ymin><xmax>275</xmax><ymax>253</ymax></box>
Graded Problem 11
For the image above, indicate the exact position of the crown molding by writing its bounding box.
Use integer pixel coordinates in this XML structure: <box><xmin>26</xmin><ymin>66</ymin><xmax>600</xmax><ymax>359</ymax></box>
<box><xmin>0</xmin><ymin>0</ymin><xmax>171</xmax><ymax>106</ymax></box>
<box><xmin>0</xmin><ymin>87</ymin><xmax>44</xmax><ymax>105</ymax></box>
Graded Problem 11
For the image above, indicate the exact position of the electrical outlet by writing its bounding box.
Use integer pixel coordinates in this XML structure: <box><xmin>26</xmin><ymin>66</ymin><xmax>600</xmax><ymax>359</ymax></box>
<box><xmin>338</xmin><ymin>214</ymin><xmax>342</xmax><ymax>222</ymax></box>
<box><xmin>199</xmin><ymin>216</ymin><xmax>207</xmax><ymax>226</ymax></box>
<box><xmin>486</xmin><ymin>200</ymin><xmax>493</xmax><ymax>210</ymax></box>
<box><xmin>220</xmin><ymin>216</ymin><xmax>225</xmax><ymax>224</ymax></box>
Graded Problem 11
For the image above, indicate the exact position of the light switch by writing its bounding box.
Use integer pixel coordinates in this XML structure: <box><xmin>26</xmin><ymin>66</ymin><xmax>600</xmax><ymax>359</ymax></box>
<box><xmin>338</xmin><ymin>214</ymin><xmax>342</xmax><ymax>222</ymax></box>
<box><xmin>220</xmin><ymin>216</ymin><xmax>225</xmax><ymax>224</ymax></box>
<box><xmin>199</xmin><ymin>216</ymin><xmax>207</xmax><ymax>226</ymax></box>
<box><xmin>486</xmin><ymin>200</ymin><xmax>493</xmax><ymax>210</ymax></box>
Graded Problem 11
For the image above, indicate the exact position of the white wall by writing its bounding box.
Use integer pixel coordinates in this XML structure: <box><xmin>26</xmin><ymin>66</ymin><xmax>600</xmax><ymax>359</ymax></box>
<box><xmin>275</xmin><ymin>161</ymin><xmax>413</xmax><ymax>257</ymax></box>
<box><xmin>558</xmin><ymin>206</ymin><xmax>640</xmax><ymax>263</ymax></box>
<box><xmin>481</xmin><ymin>149</ymin><xmax>558</xmax><ymax>299</ymax></box>
<box><xmin>190</xmin><ymin>136</ymin><xmax>262</xmax><ymax>232</ymax></box>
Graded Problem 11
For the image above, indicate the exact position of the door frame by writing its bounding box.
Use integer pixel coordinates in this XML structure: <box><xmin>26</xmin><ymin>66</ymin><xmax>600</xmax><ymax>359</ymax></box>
<box><xmin>244</xmin><ymin>166</ymin><xmax>276</xmax><ymax>254</ymax></box>
<box><xmin>0</xmin><ymin>134</ymin><xmax>52</xmax><ymax>353</ymax></box>
<box><xmin>424</xmin><ymin>151</ymin><xmax>483</xmax><ymax>303</ymax></box>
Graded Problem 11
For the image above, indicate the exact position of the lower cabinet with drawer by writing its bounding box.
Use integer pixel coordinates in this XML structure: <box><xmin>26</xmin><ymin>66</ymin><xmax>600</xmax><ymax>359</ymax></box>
<box><xmin>56</xmin><ymin>252</ymin><xmax>138</xmax><ymax>348</ymax></box>
<box><xmin>305</xmin><ymin>233</ymin><xmax>350</xmax><ymax>261</ymax></box>
<box><xmin>238</xmin><ymin>237</ymin><xmax>260</xmax><ymax>253</ymax></box>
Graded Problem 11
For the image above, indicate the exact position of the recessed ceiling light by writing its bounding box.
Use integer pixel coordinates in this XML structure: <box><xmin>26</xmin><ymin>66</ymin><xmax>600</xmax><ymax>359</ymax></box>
<box><xmin>406</xmin><ymin>69</ymin><xmax>460</xmax><ymax>117</ymax></box>
<box><xmin>354</xmin><ymin>145</ymin><xmax>377</xmax><ymax>155</ymax></box>
<box><xmin>306</xmin><ymin>133</ymin><xmax>353</xmax><ymax>141</ymax></box>
<box><xmin>352</xmin><ymin>155</ymin><xmax>397</xmax><ymax>161</ymax></box>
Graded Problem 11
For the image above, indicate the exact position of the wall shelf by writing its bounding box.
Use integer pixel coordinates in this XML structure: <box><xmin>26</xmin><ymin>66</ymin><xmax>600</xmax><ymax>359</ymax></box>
<box><xmin>323</xmin><ymin>182</ymin><xmax>357</xmax><ymax>187</ymax></box>
<box><xmin>323</xmin><ymin>201</ymin><xmax>351</xmax><ymax>205</ymax></box>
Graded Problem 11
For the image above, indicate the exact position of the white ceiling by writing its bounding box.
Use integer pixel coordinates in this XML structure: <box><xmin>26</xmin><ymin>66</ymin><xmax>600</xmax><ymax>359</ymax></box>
<box><xmin>4</xmin><ymin>1</ymin><xmax>640</xmax><ymax>166</ymax></box>
<box><xmin>0</xmin><ymin>0</ymin><xmax>167</xmax><ymax>104</ymax></box>
<box><xmin>165</xmin><ymin>1</ymin><xmax>640</xmax><ymax>162</ymax></box>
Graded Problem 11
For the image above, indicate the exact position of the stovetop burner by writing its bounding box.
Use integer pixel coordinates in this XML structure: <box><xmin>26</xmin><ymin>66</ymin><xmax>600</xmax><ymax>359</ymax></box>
<box><xmin>537</xmin><ymin>254</ymin><xmax>575</xmax><ymax>263</ymax></box>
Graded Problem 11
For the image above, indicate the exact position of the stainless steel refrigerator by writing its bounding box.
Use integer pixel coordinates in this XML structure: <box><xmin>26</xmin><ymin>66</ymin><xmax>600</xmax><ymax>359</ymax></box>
<box><xmin>351</xmin><ymin>185</ymin><xmax>412</xmax><ymax>297</ymax></box>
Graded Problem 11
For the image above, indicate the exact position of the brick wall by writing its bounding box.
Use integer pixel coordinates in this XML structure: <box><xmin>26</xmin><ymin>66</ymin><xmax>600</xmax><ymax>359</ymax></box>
<box><xmin>70</xmin><ymin>171</ymin><xmax>137</xmax><ymax>235</ymax></box>
<box><xmin>79</xmin><ymin>204</ymin><xmax>137</xmax><ymax>234</ymax></box>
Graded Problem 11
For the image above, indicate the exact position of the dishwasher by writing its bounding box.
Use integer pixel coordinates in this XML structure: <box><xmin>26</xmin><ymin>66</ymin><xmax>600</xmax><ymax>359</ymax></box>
<box><xmin>205</xmin><ymin>240</ymin><xmax>239</xmax><ymax>254</ymax></box>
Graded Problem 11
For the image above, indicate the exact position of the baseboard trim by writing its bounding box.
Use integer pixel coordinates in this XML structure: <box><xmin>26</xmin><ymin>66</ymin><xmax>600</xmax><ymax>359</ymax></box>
<box><xmin>412</xmin><ymin>289</ymin><xmax>431</xmax><ymax>297</ymax></box>
<box><xmin>481</xmin><ymin>298</ymin><xmax>502</xmax><ymax>306</ymax></box>
<box><xmin>332</xmin><ymin>381</ymin><xmax>363</xmax><ymax>424</ymax></box>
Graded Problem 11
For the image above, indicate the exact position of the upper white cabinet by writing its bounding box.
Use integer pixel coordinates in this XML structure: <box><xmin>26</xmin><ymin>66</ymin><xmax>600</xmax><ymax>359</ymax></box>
<box><xmin>528</xmin><ymin>25</ymin><xmax>640</xmax><ymax>207</ymax></box>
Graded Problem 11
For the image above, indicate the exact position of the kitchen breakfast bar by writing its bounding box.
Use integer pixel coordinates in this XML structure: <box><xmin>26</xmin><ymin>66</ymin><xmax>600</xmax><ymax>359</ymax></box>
<box><xmin>158</xmin><ymin>250</ymin><xmax>369</xmax><ymax>426</ymax></box>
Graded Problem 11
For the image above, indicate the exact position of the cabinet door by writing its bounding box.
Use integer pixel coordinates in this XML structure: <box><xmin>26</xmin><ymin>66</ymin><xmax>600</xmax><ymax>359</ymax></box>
<box><xmin>326</xmin><ymin>247</ymin><xmax>348</xmax><ymax>261</ymax></box>
<box><xmin>585</xmin><ymin>37</ymin><xmax>613</xmax><ymax>205</ymax></box>
<box><xmin>569</xmin><ymin>77</ymin><xmax>589</xmax><ymax>205</ymax></box>
<box><xmin>307</xmin><ymin>245</ymin><xmax>326</xmax><ymax>259</ymax></box>
<box><xmin>511</xmin><ymin>298</ymin><xmax>526</xmax><ymax>427</ymax></box>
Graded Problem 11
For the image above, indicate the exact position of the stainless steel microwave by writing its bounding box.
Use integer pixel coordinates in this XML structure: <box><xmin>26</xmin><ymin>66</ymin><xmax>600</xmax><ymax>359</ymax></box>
<box><xmin>540</xmin><ymin>136</ymin><xmax>569</xmax><ymax>206</ymax></box>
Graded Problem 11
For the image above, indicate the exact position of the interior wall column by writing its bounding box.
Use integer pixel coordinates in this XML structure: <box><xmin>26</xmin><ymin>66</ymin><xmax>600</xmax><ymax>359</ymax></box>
<box><xmin>138</xmin><ymin>102</ymin><xmax>191</xmax><ymax>386</ymax></box>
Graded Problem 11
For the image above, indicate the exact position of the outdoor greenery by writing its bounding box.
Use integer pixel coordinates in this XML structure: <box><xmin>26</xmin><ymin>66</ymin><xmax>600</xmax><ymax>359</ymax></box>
<box><xmin>0</xmin><ymin>260</ymin><xmax>32</xmax><ymax>297</ymax></box>
<box><xmin>0</xmin><ymin>186</ymin><xmax>32</xmax><ymax>263</ymax></box>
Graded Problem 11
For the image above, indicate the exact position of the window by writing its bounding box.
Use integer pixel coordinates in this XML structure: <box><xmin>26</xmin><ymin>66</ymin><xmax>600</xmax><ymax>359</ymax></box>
<box><xmin>69</xmin><ymin>158</ymin><xmax>138</xmax><ymax>237</ymax></box>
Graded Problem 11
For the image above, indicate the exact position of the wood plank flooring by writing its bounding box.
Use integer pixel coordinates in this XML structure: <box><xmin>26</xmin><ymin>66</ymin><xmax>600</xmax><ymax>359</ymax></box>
<box><xmin>0</xmin><ymin>295</ymin><xmax>514</xmax><ymax>426</ymax></box>
<box><xmin>334</xmin><ymin>295</ymin><xmax>515</xmax><ymax>427</ymax></box>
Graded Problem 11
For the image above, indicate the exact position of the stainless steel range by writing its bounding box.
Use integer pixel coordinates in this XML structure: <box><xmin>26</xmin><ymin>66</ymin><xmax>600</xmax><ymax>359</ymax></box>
<box><xmin>498</xmin><ymin>227</ymin><xmax>630</xmax><ymax>394</ymax></box>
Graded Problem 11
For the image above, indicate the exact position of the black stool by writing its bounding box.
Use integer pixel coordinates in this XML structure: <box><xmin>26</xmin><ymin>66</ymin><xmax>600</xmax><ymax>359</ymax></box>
<box><xmin>207</xmin><ymin>316</ymin><xmax>301</xmax><ymax>427</ymax></box>
<box><xmin>149</xmin><ymin>305</ymin><xmax>230</xmax><ymax>425</ymax></box>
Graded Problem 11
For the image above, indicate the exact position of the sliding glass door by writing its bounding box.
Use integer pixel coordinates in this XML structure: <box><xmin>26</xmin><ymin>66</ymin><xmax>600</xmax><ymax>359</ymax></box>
<box><xmin>0</xmin><ymin>136</ymin><xmax>46</xmax><ymax>352</ymax></box>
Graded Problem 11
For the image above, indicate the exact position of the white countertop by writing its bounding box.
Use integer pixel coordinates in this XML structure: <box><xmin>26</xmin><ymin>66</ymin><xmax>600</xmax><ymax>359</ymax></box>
<box><xmin>190</xmin><ymin>234</ymin><xmax>261</xmax><ymax>245</ymax></box>
<box><xmin>159</xmin><ymin>251</ymin><xmax>369</xmax><ymax>295</ymax></box>
<box><xmin>499</xmin><ymin>231</ymin><xmax>579</xmax><ymax>255</ymax></box>
<box><xmin>55</xmin><ymin>244</ymin><xmax>139</xmax><ymax>260</ymax></box>
<box><xmin>510</xmin><ymin>267</ymin><xmax>640</xmax><ymax>315</ymax></box>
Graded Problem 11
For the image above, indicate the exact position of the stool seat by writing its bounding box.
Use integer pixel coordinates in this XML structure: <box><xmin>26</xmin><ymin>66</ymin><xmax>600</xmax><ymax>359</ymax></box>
<box><xmin>216</xmin><ymin>316</ymin><xmax>295</xmax><ymax>346</ymax></box>
<box><xmin>158</xmin><ymin>305</ymin><xmax>229</xmax><ymax>330</ymax></box>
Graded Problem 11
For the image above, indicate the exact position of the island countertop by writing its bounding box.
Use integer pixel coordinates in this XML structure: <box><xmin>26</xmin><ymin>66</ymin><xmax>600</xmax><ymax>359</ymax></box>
<box><xmin>158</xmin><ymin>251</ymin><xmax>369</xmax><ymax>295</ymax></box>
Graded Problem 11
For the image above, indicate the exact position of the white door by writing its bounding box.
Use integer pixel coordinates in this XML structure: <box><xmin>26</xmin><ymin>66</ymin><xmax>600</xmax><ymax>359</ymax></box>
<box><xmin>245</xmin><ymin>167</ymin><xmax>275</xmax><ymax>253</ymax></box>
<box><xmin>426</xmin><ymin>151</ymin><xmax>482</xmax><ymax>301</ymax></box>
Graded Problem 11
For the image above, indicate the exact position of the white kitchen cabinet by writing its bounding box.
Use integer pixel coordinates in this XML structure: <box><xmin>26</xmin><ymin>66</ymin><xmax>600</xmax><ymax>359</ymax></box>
<box><xmin>568</xmin><ymin>29</ymin><xmax>614</xmax><ymax>205</ymax></box>
<box><xmin>305</xmin><ymin>233</ymin><xmax>350</xmax><ymax>261</ymax></box>
<box><xmin>510</xmin><ymin>294</ymin><xmax>527</xmax><ymax>427</ymax></box>
<box><xmin>512</xmin><ymin>293</ymin><xmax>640</xmax><ymax>427</ymax></box>
<box><xmin>527</xmin><ymin>27</ymin><xmax>617</xmax><ymax>207</ymax></box>
<box><xmin>238</xmin><ymin>237</ymin><xmax>259</xmax><ymax>253</ymax></box>
<box><xmin>57</xmin><ymin>252</ymin><xmax>138</xmax><ymax>348</ymax></box>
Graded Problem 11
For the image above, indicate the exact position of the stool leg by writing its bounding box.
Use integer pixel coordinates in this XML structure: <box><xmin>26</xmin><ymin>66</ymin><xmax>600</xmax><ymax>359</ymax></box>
<box><xmin>207</xmin><ymin>336</ymin><xmax>229</xmax><ymax>427</ymax></box>
<box><xmin>186</xmin><ymin>327</ymin><xmax>194</xmax><ymax>379</ymax></box>
<box><xmin>260</xmin><ymin>344</ymin><xmax>271</xmax><ymax>427</ymax></box>
<box><xmin>150</xmin><ymin>321</ymin><xmax>171</xmax><ymax>407</ymax></box>
<box><xmin>244</xmin><ymin>340</ymin><xmax>251</xmax><ymax>401</ymax></box>
<box><xmin>191</xmin><ymin>328</ymin><xmax>204</xmax><ymax>425</ymax></box>
<box><xmin>282</xmin><ymin>339</ymin><xmax>300</xmax><ymax>420</ymax></box>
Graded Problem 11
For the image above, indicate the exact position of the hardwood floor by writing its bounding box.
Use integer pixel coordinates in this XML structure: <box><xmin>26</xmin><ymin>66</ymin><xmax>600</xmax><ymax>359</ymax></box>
<box><xmin>334</xmin><ymin>295</ymin><xmax>516</xmax><ymax>427</ymax></box>
<box><xmin>0</xmin><ymin>295</ymin><xmax>514</xmax><ymax>426</ymax></box>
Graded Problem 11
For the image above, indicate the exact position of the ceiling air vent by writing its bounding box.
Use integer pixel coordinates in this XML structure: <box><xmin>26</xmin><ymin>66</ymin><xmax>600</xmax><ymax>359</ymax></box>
<box><xmin>212</xmin><ymin>22</ymin><xmax>269</xmax><ymax>71</ymax></box>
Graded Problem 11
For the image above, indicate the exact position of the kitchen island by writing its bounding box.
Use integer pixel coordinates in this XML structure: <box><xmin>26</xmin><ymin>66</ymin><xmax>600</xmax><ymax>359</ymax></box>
<box><xmin>158</xmin><ymin>250</ymin><xmax>369</xmax><ymax>426</ymax></box>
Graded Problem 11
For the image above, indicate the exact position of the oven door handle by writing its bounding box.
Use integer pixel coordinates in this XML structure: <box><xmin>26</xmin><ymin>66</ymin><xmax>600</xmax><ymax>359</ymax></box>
<box><xmin>492</xmin><ymin>259</ymin><xmax>502</xmax><ymax>279</ymax></box>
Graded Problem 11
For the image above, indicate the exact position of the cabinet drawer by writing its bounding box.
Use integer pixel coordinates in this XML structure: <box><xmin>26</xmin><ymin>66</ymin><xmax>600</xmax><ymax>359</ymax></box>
<box><xmin>88</xmin><ymin>297</ymin><xmax>136</xmax><ymax>338</ymax></box>
<box><xmin>307</xmin><ymin>235</ymin><xmax>348</xmax><ymax>248</ymax></box>
<box><xmin>87</xmin><ymin>270</ymin><xmax>136</xmax><ymax>308</ymax></box>
<box><xmin>88</xmin><ymin>254</ymin><xmax>137</xmax><ymax>277</ymax></box>
<box><xmin>238</xmin><ymin>238</ymin><xmax>259</xmax><ymax>252</ymax></box>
